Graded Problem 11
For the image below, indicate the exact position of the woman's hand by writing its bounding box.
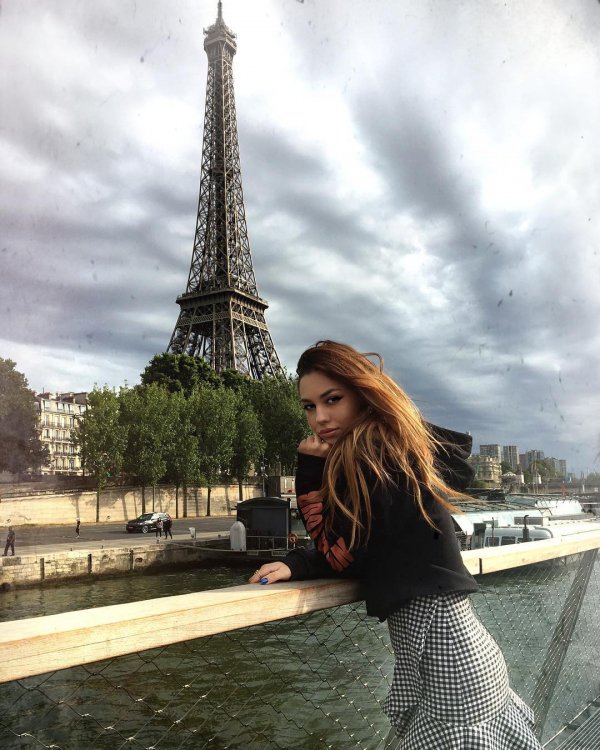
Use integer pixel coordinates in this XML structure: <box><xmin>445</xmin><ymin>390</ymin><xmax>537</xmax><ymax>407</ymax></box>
<box><xmin>248</xmin><ymin>562</ymin><xmax>292</xmax><ymax>585</ymax></box>
<box><xmin>298</xmin><ymin>434</ymin><xmax>331</xmax><ymax>458</ymax></box>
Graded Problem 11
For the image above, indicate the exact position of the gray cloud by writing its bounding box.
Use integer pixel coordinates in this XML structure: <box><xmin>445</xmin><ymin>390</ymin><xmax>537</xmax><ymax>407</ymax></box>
<box><xmin>0</xmin><ymin>0</ymin><xmax>598</xmax><ymax>475</ymax></box>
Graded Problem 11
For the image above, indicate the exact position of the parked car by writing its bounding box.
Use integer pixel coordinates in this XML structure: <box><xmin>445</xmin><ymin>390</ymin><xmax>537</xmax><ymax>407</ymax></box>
<box><xmin>126</xmin><ymin>512</ymin><xmax>171</xmax><ymax>534</ymax></box>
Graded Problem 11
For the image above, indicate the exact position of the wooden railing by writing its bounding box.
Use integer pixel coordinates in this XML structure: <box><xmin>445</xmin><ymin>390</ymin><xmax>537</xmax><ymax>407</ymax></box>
<box><xmin>1</xmin><ymin>529</ymin><xmax>599</xmax><ymax>684</ymax></box>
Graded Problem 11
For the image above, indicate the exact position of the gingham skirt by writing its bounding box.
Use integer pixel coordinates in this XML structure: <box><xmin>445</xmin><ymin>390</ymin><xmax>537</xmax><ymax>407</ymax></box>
<box><xmin>383</xmin><ymin>592</ymin><xmax>543</xmax><ymax>749</ymax></box>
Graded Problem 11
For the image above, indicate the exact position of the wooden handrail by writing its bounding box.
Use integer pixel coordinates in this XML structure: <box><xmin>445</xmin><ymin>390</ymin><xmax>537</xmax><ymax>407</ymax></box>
<box><xmin>1</xmin><ymin>529</ymin><xmax>599</xmax><ymax>684</ymax></box>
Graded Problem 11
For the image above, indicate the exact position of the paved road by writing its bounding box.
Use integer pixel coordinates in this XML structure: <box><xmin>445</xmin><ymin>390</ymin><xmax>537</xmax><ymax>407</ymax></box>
<box><xmin>5</xmin><ymin>517</ymin><xmax>236</xmax><ymax>555</ymax></box>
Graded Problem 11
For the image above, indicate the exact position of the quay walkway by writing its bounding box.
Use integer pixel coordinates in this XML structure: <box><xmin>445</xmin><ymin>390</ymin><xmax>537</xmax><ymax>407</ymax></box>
<box><xmin>0</xmin><ymin>530</ymin><xmax>599</xmax><ymax>749</ymax></box>
<box><xmin>0</xmin><ymin>522</ymin><xmax>232</xmax><ymax>589</ymax></box>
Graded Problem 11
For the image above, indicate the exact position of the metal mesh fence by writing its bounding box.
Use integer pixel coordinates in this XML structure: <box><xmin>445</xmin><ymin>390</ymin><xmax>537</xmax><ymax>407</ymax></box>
<box><xmin>1</xmin><ymin>551</ymin><xmax>598</xmax><ymax>750</ymax></box>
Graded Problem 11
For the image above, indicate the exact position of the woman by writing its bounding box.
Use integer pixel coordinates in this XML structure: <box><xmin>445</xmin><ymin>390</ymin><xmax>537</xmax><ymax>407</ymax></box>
<box><xmin>250</xmin><ymin>340</ymin><xmax>541</xmax><ymax>748</ymax></box>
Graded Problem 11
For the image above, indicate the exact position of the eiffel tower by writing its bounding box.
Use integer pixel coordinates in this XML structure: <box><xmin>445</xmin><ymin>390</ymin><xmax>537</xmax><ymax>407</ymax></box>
<box><xmin>167</xmin><ymin>2</ymin><xmax>283</xmax><ymax>378</ymax></box>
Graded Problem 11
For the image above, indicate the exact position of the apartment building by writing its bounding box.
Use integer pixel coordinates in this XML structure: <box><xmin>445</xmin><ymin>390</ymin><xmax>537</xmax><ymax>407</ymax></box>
<box><xmin>467</xmin><ymin>454</ymin><xmax>502</xmax><ymax>487</ymax></box>
<box><xmin>35</xmin><ymin>392</ymin><xmax>87</xmax><ymax>475</ymax></box>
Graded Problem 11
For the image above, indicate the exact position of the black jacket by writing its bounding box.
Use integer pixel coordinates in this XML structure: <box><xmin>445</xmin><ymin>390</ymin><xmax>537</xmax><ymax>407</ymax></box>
<box><xmin>284</xmin><ymin>427</ymin><xmax>478</xmax><ymax>621</ymax></box>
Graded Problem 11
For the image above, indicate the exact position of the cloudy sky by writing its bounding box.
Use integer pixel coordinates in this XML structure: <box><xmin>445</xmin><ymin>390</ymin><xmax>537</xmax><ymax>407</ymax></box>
<box><xmin>1</xmin><ymin>0</ymin><xmax>599</xmax><ymax>476</ymax></box>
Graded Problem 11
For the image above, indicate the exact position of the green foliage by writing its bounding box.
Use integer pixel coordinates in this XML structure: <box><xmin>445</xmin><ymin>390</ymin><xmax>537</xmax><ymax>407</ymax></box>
<box><xmin>524</xmin><ymin>458</ymin><xmax>557</xmax><ymax>483</ymax></box>
<box><xmin>141</xmin><ymin>353</ymin><xmax>220</xmax><ymax>396</ymax></box>
<box><xmin>85</xmin><ymin>355</ymin><xmax>310</xmax><ymax>511</ymax></box>
<box><xmin>189</xmin><ymin>385</ymin><xmax>237</xmax><ymax>487</ymax></box>
<box><xmin>73</xmin><ymin>386</ymin><xmax>126</xmax><ymax>485</ymax></box>
<box><xmin>220</xmin><ymin>369</ymin><xmax>253</xmax><ymax>393</ymax></box>
<box><xmin>188</xmin><ymin>385</ymin><xmax>238</xmax><ymax>514</ymax></box>
<box><xmin>246</xmin><ymin>376</ymin><xmax>309</xmax><ymax>473</ymax></box>
<box><xmin>72</xmin><ymin>386</ymin><xmax>127</xmax><ymax>522</ymax></box>
<box><xmin>120</xmin><ymin>384</ymin><xmax>174</xmax><ymax>491</ymax></box>
<box><xmin>0</xmin><ymin>358</ymin><xmax>48</xmax><ymax>473</ymax></box>
<box><xmin>163</xmin><ymin>389</ymin><xmax>202</xmax><ymax>487</ymax></box>
<box><xmin>230</xmin><ymin>395</ymin><xmax>265</xmax><ymax>499</ymax></box>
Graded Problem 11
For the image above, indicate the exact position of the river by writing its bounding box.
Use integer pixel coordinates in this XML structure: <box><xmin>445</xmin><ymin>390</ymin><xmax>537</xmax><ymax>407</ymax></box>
<box><xmin>0</xmin><ymin>563</ymin><xmax>253</xmax><ymax>623</ymax></box>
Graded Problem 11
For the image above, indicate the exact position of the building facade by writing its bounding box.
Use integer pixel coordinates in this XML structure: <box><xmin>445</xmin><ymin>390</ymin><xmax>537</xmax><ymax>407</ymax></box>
<box><xmin>35</xmin><ymin>392</ymin><xmax>87</xmax><ymax>475</ymax></box>
<box><xmin>519</xmin><ymin>450</ymin><xmax>545</xmax><ymax>470</ymax></box>
<box><xmin>467</xmin><ymin>455</ymin><xmax>502</xmax><ymax>487</ymax></box>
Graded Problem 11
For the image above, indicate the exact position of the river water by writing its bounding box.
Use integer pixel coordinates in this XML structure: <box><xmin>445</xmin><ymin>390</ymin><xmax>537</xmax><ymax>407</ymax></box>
<box><xmin>1</xmin><ymin>556</ymin><xmax>598</xmax><ymax>749</ymax></box>
<box><xmin>0</xmin><ymin>564</ymin><xmax>253</xmax><ymax>623</ymax></box>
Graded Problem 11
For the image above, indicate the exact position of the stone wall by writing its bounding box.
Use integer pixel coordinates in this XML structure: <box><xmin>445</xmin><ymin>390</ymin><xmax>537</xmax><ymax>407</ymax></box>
<box><xmin>0</xmin><ymin>539</ymin><xmax>226</xmax><ymax>589</ymax></box>
<box><xmin>0</xmin><ymin>483</ymin><xmax>263</xmax><ymax>527</ymax></box>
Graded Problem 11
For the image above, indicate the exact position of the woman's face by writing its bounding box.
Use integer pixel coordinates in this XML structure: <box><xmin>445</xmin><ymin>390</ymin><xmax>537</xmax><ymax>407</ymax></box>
<box><xmin>299</xmin><ymin>370</ymin><xmax>364</xmax><ymax>444</ymax></box>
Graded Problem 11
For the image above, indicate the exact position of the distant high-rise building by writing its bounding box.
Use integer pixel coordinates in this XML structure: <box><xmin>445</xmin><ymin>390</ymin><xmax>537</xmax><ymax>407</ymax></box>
<box><xmin>550</xmin><ymin>458</ymin><xmax>567</xmax><ymax>478</ymax></box>
<box><xmin>480</xmin><ymin>444</ymin><xmax>502</xmax><ymax>463</ymax></box>
<box><xmin>519</xmin><ymin>450</ymin><xmax>545</xmax><ymax>470</ymax></box>
<box><xmin>502</xmin><ymin>445</ymin><xmax>519</xmax><ymax>471</ymax></box>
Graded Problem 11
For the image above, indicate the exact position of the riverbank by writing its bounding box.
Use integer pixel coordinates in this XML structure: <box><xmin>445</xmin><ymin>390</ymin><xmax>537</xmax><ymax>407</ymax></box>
<box><xmin>0</xmin><ymin>529</ymin><xmax>232</xmax><ymax>590</ymax></box>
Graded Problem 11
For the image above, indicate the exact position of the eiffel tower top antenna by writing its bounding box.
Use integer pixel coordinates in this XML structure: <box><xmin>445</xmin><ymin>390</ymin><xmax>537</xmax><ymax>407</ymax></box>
<box><xmin>167</xmin><ymin>2</ymin><xmax>283</xmax><ymax>378</ymax></box>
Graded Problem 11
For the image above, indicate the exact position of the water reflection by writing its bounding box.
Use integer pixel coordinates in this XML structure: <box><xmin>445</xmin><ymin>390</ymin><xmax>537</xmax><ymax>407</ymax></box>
<box><xmin>0</xmin><ymin>565</ymin><xmax>253</xmax><ymax>623</ymax></box>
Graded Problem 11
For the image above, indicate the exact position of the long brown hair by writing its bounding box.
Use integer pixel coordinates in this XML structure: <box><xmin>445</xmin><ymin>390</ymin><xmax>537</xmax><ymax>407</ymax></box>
<box><xmin>297</xmin><ymin>340</ymin><xmax>467</xmax><ymax>548</ymax></box>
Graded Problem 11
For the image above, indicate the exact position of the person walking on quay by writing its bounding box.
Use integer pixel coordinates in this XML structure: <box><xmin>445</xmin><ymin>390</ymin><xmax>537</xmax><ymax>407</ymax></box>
<box><xmin>75</xmin><ymin>518</ymin><xmax>81</xmax><ymax>538</ymax></box>
<box><xmin>250</xmin><ymin>340</ymin><xmax>543</xmax><ymax>749</ymax></box>
<box><xmin>155</xmin><ymin>518</ymin><xmax>163</xmax><ymax>542</ymax></box>
<box><xmin>163</xmin><ymin>516</ymin><xmax>173</xmax><ymax>540</ymax></box>
<box><xmin>3</xmin><ymin>526</ymin><xmax>16</xmax><ymax>557</ymax></box>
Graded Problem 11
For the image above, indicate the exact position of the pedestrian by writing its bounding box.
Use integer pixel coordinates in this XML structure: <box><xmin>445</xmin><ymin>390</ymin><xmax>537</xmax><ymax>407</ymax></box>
<box><xmin>75</xmin><ymin>518</ymin><xmax>81</xmax><ymax>538</ymax></box>
<box><xmin>3</xmin><ymin>526</ymin><xmax>15</xmax><ymax>557</ymax></box>
<box><xmin>155</xmin><ymin>517</ymin><xmax>163</xmax><ymax>541</ymax></box>
<box><xmin>250</xmin><ymin>340</ymin><xmax>542</xmax><ymax>749</ymax></box>
<box><xmin>163</xmin><ymin>516</ymin><xmax>173</xmax><ymax>539</ymax></box>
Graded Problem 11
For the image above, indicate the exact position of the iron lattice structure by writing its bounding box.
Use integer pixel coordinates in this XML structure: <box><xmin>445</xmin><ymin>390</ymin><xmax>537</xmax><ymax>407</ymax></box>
<box><xmin>167</xmin><ymin>2</ymin><xmax>283</xmax><ymax>378</ymax></box>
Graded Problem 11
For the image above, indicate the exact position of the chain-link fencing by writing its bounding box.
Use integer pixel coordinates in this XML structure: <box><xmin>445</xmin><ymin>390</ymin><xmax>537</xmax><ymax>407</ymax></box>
<box><xmin>0</xmin><ymin>544</ymin><xmax>598</xmax><ymax>749</ymax></box>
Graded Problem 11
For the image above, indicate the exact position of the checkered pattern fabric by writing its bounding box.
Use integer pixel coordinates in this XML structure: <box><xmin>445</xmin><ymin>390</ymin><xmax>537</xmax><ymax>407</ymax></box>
<box><xmin>383</xmin><ymin>592</ymin><xmax>542</xmax><ymax>749</ymax></box>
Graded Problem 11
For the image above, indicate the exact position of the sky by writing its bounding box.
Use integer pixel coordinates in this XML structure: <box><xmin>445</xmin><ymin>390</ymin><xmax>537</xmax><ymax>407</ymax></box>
<box><xmin>1</xmin><ymin>0</ymin><xmax>599</xmax><ymax>476</ymax></box>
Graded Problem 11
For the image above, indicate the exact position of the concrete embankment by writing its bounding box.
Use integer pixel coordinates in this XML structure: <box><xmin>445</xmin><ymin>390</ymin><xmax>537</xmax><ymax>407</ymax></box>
<box><xmin>0</xmin><ymin>533</ymin><xmax>230</xmax><ymax>590</ymax></box>
<box><xmin>0</xmin><ymin>482</ymin><xmax>262</xmax><ymax>527</ymax></box>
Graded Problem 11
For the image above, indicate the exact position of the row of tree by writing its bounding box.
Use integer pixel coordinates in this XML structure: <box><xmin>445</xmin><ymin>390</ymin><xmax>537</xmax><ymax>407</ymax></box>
<box><xmin>74</xmin><ymin>354</ymin><xmax>309</xmax><ymax>521</ymax></box>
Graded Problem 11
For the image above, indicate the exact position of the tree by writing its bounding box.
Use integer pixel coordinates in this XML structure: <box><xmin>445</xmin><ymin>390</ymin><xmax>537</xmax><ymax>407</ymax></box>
<box><xmin>163</xmin><ymin>389</ymin><xmax>202</xmax><ymax>517</ymax></box>
<box><xmin>0</xmin><ymin>358</ymin><xmax>48</xmax><ymax>474</ymax></box>
<box><xmin>141</xmin><ymin>353</ymin><xmax>220</xmax><ymax>396</ymax></box>
<box><xmin>120</xmin><ymin>384</ymin><xmax>174</xmax><ymax>513</ymax></box>
<box><xmin>189</xmin><ymin>385</ymin><xmax>237</xmax><ymax>515</ymax></box>
<box><xmin>220</xmin><ymin>368</ymin><xmax>252</xmax><ymax>393</ymax></box>
<box><xmin>246</xmin><ymin>376</ymin><xmax>309</xmax><ymax>474</ymax></box>
<box><xmin>523</xmin><ymin>458</ymin><xmax>557</xmax><ymax>488</ymax></box>
<box><xmin>72</xmin><ymin>386</ymin><xmax>126</xmax><ymax>522</ymax></box>
<box><xmin>230</xmin><ymin>395</ymin><xmax>265</xmax><ymax>502</ymax></box>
